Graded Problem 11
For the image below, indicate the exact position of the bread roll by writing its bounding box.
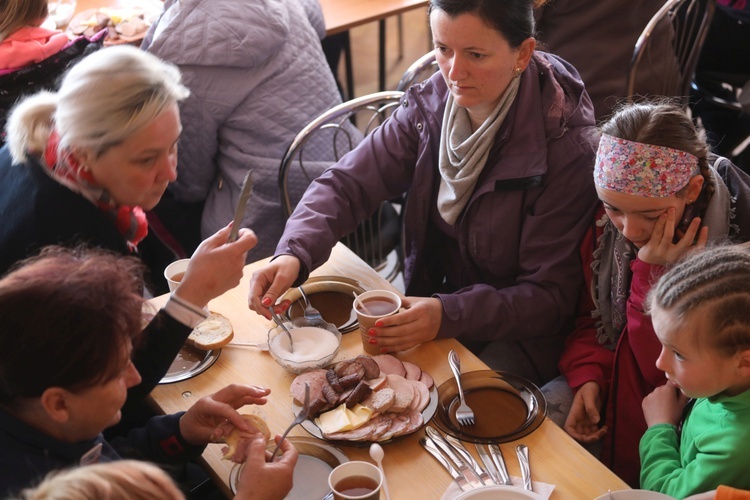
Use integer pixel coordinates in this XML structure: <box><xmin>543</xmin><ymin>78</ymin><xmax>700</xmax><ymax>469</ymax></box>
<box><xmin>185</xmin><ymin>312</ymin><xmax>233</xmax><ymax>350</ymax></box>
<box><xmin>221</xmin><ymin>414</ymin><xmax>271</xmax><ymax>462</ymax></box>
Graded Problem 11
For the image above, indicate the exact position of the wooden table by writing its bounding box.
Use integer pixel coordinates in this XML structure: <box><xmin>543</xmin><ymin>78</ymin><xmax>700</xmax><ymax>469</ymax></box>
<box><xmin>319</xmin><ymin>0</ymin><xmax>430</xmax><ymax>97</ymax></box>
<box><xmin>148</xmin><ymin>243</ymin><xmax>629</xmax><ymax>499</ymax></box>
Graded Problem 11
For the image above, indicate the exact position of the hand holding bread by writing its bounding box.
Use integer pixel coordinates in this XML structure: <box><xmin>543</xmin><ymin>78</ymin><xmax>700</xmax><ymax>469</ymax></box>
<box><xmin>177</xmin><ymin>384</ymin><xmax>270</xmax><ymax>447</ymax></box>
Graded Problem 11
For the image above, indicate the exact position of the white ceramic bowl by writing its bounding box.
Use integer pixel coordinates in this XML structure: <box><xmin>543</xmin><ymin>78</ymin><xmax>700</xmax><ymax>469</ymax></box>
<box><xmin>454</xmin><ymin>485</ymin><xmax>544</xmax><ymax>499</ymax></box>
<box><xmin>267</xmin><ymin>317</ymin><xmax>341</xmax><ymax>373</ymax></box>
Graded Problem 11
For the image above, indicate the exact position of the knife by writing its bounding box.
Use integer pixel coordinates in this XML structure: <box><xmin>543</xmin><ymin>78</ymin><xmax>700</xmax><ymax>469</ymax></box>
<box><xmin>420</xmin><ymin>437</ymin><xmax>472</xmax><ymax>492</ymax></box>
<box><xmin>227</xmin><ymin>170</ymin><xmax>254</xmax><ymax>243</ymax></box>
<box><xmin>424</xmin><ymin>427</ymin><xmax>484</xmax><ymax>488</ymax></box>
<box><xmin>445</xmin><ymin>435</ymin><xmax>494</xmax><ymax>485</ymax></box>
<box><xmin>516</xmin><ymin>444</ymin><xmax>533</xmax><ymax>492</ymax></box>
<box><xmin>476</xmin><ymin>444</ymin><xmax>511</xmax><ymax>486</ymax></box>
<box><xmin>488</xmin><ymin>444</ymin><xmax>513</xmax><ymax>485</ymax></box>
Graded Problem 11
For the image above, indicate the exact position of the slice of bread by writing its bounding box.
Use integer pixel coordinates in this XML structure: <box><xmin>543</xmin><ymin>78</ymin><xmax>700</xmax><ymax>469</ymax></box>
<box><xmin>186</xmin><ymin>312</ymin><xmax>233</xmax><ymax>350</ymax></box>
<box><xmin>221</xmin><ymin>414</ymin><xmax>271</xmax><ymax>462</ymax></box>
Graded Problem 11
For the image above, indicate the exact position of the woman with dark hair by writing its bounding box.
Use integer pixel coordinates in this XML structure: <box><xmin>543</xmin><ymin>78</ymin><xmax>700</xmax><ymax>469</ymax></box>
<box><xmin>559</xmin><ymin>100</ymin><xmax>750</xmax><ymax>486</ymax></box>
<box><xmin>0</xmin><ymin>247</ymin><xmax>297</xmax><ymax>498</ymax></box>
<box><xmin>248</xmin><ymin>0</ymin><xmax>599</xmax><ymax>385</ymax></box>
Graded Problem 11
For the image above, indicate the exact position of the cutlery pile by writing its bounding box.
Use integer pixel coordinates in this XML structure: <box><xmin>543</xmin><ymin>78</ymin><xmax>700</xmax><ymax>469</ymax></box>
<box><xmin>420</xmin><ymin>425</ymin><xmax>533</xmax><ymax>492</ymax></box>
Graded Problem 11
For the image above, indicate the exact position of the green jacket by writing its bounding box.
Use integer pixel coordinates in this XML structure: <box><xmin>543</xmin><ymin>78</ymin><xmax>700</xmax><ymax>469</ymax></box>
<box><xmin>640</xmin><ymin>389</ymin><xmax>750</xmax><ymax>498</ymax></box>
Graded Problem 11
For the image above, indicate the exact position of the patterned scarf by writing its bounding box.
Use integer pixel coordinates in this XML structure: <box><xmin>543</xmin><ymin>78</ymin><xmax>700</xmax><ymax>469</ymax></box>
<box><xmin>43</xmin><ymin>131</ymin><xmax>148</xmax><ymax>250</ymax></box>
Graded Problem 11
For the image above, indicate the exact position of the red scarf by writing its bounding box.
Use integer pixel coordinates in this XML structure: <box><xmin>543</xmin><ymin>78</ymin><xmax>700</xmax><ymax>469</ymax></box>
<box><xmin>44</xmin><ymin>131</ymin><xmax>148</xmax><ymax>249</ymax></box>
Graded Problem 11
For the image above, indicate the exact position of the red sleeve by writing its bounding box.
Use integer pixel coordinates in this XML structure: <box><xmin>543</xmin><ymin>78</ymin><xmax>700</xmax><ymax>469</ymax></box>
<box><xmin>559</xmin><ymin>205</ymin><xmax>614</xmax><ymax>392</ymax></box>
<box><xmin>626</xmin><ymin>258</ymin><xmax>668</xmax><ymax>388</ymax></box>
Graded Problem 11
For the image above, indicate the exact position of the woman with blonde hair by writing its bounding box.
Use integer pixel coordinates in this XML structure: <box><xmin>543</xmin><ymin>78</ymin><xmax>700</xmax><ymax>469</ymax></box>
<box><xmin>0</xmin><ymin>45</ymin><xmax>259</xmax><ymax>420</ymax></box>
<box><xmin>0</xmin><ymin>44</ymin><xmax>217</xmax><ymax>293</ymax></box>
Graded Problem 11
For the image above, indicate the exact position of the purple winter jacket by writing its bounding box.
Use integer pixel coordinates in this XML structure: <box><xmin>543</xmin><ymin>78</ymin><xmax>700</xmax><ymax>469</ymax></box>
<box><xmin>277</xmin><ymin>52</ymin><xmax>599</xmax><ymax>373</ymax></box>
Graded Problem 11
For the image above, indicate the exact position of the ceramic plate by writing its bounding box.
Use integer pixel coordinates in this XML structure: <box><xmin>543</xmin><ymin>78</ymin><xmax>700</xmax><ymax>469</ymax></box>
<box><xmin>281</xmin><ymin>276</ymin><xmax>369</xmax><ymax>333</ymax></box>
<box><xmin>229</xmin><ymin>436</ymin><xmax>348</xmax><ymax>498</ymax></box>
<box><xmin>593</xmin><ymin>491</ymin><xmax>675</xmax><ymax>500</ymax></box>
<box><xmin>159</xmin><ymin>345</ymin><xmax>220</xmax><ymax>384</ymax></box>
<box><xmin>454</xmin><ymin>485</ymin><xmax>544</xmax><ymax>499</ymax></box>
<box><xmin>434</xmin><ymin>370</ymin><xmax>546</xmax><ymax>443</ymax></box>
<box><xmin>295</xmin><ymin>384</ymin><xmax>438</xmax><ymax>447</ymax></box>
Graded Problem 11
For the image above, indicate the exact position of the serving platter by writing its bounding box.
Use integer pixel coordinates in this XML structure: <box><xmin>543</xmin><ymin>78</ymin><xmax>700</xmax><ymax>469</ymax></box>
<box><xmin>281</xmin><ymin>276</ymin><xmax>369</xmax><ymax>333</ymax></box>
<box><xmin>294</xmin><ymin>384</ymin><xmax>438</xmax><ymax>447</ymax></box>
<box><xmin>229</xmin><ymin>436</ymin><xmax>348</xmax><ymax>499</ymax></box>
<box><xmin>159</xmin><ymin>345</ymin><xmax>220</xmax><ymax>384</ymax></box>
<box><xmin>433</xmin><ymin>370</ymin><xmax>547</xmax><ymax>444</ymax></box>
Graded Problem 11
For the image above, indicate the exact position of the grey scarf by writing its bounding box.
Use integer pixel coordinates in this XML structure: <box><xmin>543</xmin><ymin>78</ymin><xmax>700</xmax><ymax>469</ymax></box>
<box><xmin>437</xmin><ymin>77</ymin><xmax>520</xmax><ymax>224</ymax></box>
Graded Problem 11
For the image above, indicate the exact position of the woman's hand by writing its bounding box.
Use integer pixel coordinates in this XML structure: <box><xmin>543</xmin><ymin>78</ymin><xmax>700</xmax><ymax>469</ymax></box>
<box><xmin>366</xmin><ymin>296</ymin><xmax>442</xmax><ymax>353</ymax></box>
<box><xmin>638</xmin><ymin>208</ymin><xmax>708</xmax><ymax>266</ymax></box>
<box><xmin>175</xmin><ymin>224</ymin><xmax>258</xmax><ymax>308</ymax></box>
<box><xmin>247</xmin><ymin>255</ymin><xmax>301</xmax><ymax>320</ymax></box>
<box><xmin>234</xmin><ymin>435</ymin><xmax>298</xmax><ymax>500</ymax></box>
<box><xmin>563</xmin><ymin>381</ymin><xmax>607</xmax><ymax>443</ymax></box>
<box><xmin>178</xmin><ymin>384</ymin><xmax>271</xmax><ymax>445</ymax></box>
<box><xmin>642</xmin><ymin>382</ymin><xmax>688</xmax><ymax>428</ymax></box>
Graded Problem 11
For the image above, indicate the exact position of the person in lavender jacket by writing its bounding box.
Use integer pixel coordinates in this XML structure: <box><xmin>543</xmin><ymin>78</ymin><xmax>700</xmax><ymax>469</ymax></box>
<box><xmin>248</xmin><ymin>0</ymin><xmax>599</xmax><ymax>385</ymax></box>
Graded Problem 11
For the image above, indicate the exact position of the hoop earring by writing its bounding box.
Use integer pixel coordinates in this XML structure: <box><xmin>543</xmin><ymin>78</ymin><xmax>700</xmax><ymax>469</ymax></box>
<box><xmin>513</xmin><ymin>67</ymin><xmax>522</xmax><ymax>78</ymax></box>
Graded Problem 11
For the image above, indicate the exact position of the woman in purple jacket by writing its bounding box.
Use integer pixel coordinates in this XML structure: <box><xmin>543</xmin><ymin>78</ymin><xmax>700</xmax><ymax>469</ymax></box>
<box><xmin>249</xmin><ymin>0</ymin><xmax>599</xmax><ymax>385</ymax></box>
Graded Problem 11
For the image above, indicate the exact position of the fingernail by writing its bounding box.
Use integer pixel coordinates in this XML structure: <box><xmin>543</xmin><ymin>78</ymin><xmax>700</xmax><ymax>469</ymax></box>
<box><xmin>261</xmin><ymin>297</ymin><xmax>272</xmax><ymax>307</ymax></box>
<box><xmin>368</xmin><ymin>338</ymin><xmax>377</xmax><ymax>344</ymax></box>
<box><xmin>368</xmin><ymin>328</ymin><xmax>377</xmax><ymax>336</ymax></box>
<box><xmin>374</xmin><ymin>321</ymin><xmax>383</xmax><ymax>327</ymax></box>
<box><xmin>380</xmin><ymin>347</ymin><xmax>388</xmax><ymax>353</ymax></box>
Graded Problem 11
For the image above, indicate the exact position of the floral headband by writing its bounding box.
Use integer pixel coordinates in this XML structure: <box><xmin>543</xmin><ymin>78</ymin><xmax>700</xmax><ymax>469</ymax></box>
<box><xmin>594</xmin><ymin>134</ymin><xmax>700</xmax><ymax>198</ymax></box>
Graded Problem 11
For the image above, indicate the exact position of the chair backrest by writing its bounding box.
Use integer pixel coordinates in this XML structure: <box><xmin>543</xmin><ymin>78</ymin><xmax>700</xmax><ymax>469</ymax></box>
<box><xmin>279</xmin><ymin>90</ymin><xmax>405</xmax><ymax>280</ymax></box>
<box><xmin>396</xmin><ymin>51</ymin><xmax>438</xmax><ymax>92</ymax></box>
<box><xmin>627</xmin><ymin>0</ymin><xmax>715</xmax><ymax>106</ymax></box>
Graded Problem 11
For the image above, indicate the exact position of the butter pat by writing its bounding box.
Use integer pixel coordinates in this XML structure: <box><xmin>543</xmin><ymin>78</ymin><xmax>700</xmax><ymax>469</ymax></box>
<box><xmin>315</xmin><ymin>404</ymin><xmax>372</xmax><ymax>434</ymax></box>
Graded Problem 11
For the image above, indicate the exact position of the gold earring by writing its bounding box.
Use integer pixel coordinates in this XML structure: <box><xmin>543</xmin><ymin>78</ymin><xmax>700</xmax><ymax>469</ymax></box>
<box><xmin>513</xmin><ymin>67</ymin><xmax>522</xmax><ymax>78</ymax></box>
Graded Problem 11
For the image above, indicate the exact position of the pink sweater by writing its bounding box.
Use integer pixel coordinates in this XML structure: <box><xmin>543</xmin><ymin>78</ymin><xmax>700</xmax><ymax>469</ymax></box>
<box><xmin>0</xmin><ymin>26</ymin><xmax>70</xmax><ymax>71</ymax></box>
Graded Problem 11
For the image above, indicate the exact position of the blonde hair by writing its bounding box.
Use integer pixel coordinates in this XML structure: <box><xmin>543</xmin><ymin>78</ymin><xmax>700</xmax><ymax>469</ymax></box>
<box><xmin>18</xmin><ymin>460</ymin><xmax>185</xmax><ymax>500</ymax></box>
<box><xmin>6</xmin><ymin>45</ymin><xmax>189</xmax><ymax>164</ymax></box>
<box><xmin>0</xmin><ymin>0</ymin><xmax>47</xmax><ymax>40</ymax></box>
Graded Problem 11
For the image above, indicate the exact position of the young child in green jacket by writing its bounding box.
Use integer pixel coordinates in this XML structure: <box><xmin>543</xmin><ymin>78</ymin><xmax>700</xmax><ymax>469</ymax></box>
<box><xmin>640</xmin><ymin>244</ymin><xmax>750</xmax><ymax>498</ymax></box>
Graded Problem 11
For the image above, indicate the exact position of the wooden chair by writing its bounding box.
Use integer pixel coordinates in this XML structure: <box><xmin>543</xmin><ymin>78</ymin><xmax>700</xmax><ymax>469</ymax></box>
<box><xmin>279</xmin><ymin>91</ymin><xmax>405</xmax><ymax>281</ymax></box>
<box><xmin>396</xmin><ymin>50</ymin><xmax>437</xmax><ymax>91</ymax></box>
<box><xmin>626</xmin><ymin>0</ymin><xmax>715</xmax><ymax>106</ymax></box>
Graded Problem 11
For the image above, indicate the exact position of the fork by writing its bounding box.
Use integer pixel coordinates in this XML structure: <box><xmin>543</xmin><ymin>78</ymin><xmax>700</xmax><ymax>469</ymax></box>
<box><xmin>448</xmin><ymin>350</ymin><xmax>475</xmax><ymax>426</ymax></box>
<box><xmin>270</xmin><ymin>382</ymin><xmax>310</xmax><ymax>461</ymax></box>
<box><xmin>298</xmin><ymin>287</ymin><xmax>323</xmax><ymax>322</ymax></box>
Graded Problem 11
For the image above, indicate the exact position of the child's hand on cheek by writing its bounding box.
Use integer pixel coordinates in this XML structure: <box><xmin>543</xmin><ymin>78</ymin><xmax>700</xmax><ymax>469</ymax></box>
<box><xmin>642</xmin><ymin>383</ymin><xmax>689</xmax><ymax>427</ymax></box>
<box><xmin>639</xmin><ymin>208</ymin><xmax>707</xmax><ymax>266</ymax></box>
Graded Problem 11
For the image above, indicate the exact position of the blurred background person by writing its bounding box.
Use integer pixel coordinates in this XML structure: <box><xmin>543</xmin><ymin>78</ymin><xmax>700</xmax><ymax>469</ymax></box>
<box><xmin>0</xmin><ymin>0</ymin><xmax>104</xmax><ymax>147</ymax></box>
<box><xmin>142</xmin><ymin>0</ymin><xmax>358</xmax><ymax>262</ymax></box>
<box><xmin>535</xmin><ymin>0</ymin><xmax>664</xmax><ymax>121</ymax></box>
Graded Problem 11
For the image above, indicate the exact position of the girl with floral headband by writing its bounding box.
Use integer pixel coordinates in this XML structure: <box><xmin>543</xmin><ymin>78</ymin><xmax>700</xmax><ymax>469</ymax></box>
<box><xmin>557</xmin><ymin>101</ymin><xmax>750</xmax><ymax>487</ymax></box>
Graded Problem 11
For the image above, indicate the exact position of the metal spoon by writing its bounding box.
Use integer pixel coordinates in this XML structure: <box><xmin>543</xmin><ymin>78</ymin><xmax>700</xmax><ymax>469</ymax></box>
<box><xmin>369</xmin><ymin>443</ymin><xmax>390</xmax><ymax>500</ymax></box>
<box><xmin>268</xmin><ymin>306</ymin><xmax>294</xmax><ymax>353</ymax></box>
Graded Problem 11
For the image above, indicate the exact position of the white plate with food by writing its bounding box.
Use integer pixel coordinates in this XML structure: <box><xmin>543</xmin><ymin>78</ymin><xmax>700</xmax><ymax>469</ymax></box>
<box><xmin>290</xmin><ymin>354</ymin><xmax>437</xmax><ymax>446</ymax></box>
<box><xmin>229</xmin><ymin>436</ymin><xmax>348</xmax><ymax>499</ymax></box>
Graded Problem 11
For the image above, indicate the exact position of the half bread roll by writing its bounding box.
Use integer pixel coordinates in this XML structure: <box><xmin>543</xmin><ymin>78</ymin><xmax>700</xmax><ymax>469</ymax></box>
<box><xmin>186</xmin><ymin>312</ymin><xmax>233</xmax><ymax>350</ymax></box>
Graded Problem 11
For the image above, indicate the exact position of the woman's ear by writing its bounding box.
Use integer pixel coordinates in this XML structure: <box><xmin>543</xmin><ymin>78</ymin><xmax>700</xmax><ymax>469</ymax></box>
<box><xmin>39</xmin><ymin>388</ymin><xmax>71</xmax><ymax>423</ymax></box>
<box><xmin>514</xmin><ymin>37</ymin><xmax>537</xmax><ymax>73</ymax></box>
<box><xmin>685</xmin><ymin>175</ymin><xmax>704</xmax><ymax>203</ymax></box>
<box><xmin>67</xmin><ymin>147</ymin><xmax>95</xmax><ymax>171</ymax></box>
<box><xmin>738</xmin><ymin>349</ymin><xmax>750</xmax><ymax>375</ymax></box>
